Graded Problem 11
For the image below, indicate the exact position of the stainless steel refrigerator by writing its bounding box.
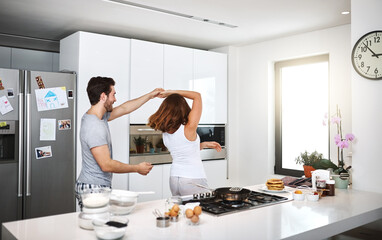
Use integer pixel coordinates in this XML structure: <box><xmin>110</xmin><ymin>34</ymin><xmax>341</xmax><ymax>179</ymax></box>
<box><xmin>0</xmin><ymin>68</ymin><xmax>76</xmax><ymax>231</ymax></box>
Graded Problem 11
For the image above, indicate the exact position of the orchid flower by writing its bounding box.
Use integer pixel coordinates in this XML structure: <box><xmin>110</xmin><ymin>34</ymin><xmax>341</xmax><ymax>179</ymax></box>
<box><xmin>331</xmin><ymin>117</ymin><xmax>341</xmax><ymax>125</ymax></box>
<box><xmin>334</xmin><ymin>134</ymin><xmax>341</xmax><ymax>145</ymax></box>
<box><xmin>345</xmin><ymin>133</ymin><xmax>355</xmax><ymax>142</ymax></box>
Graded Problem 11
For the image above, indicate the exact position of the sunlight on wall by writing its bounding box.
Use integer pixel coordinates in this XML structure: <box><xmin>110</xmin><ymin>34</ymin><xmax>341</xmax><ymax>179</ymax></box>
<box><xmin>282</xmin><ymin>62</ymin><xmax>329</xmax><ymax>170</ymax></box>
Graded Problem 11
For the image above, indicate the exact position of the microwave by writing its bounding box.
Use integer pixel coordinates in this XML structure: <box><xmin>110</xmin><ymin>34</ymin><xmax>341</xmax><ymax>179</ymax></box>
<box><xmin>197</xmin><ymin>125</ymin><xmax>225</xmax><ymax>147</ymax></box>
<box><xmin>197</xmin><ymin>125</ymin><xmax>226</xmax><ymax>160</ymax></box>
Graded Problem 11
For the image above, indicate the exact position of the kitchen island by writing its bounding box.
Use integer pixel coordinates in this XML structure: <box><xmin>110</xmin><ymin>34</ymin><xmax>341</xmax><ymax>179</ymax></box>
<box><xmin>2</xmin><ymin>185</ymin><xmax>382</xmax><ymax>240</ymax></box>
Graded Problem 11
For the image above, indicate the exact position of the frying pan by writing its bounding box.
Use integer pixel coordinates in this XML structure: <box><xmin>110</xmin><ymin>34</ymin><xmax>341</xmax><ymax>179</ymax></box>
<box><xmin>192</xmin><ymin>184</ymin><xmax>251</xmax><ymax>202</ymax></box>
<box><xmin>214</xmin><ymin>187</ymin><xmax>251</xmax><ymax>202</ymax></box>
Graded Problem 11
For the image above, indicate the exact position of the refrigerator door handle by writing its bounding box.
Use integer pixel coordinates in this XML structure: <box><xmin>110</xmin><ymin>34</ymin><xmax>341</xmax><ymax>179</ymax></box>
<box><xmin>26</xmin><ymin>93</ymin><xmax>31</xmax><ymax>196</ymax></box>
<box><xmin>18</xmin><ymin>93</ymin><xmax>24</xmax><ymax>197</ymax></box>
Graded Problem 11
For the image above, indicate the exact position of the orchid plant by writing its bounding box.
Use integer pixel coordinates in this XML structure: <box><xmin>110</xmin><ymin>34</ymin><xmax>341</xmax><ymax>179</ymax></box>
<box><xmin>323</xmin><ymin>105</ymin><xmax>355</xmax><ymax>174</ymax></box>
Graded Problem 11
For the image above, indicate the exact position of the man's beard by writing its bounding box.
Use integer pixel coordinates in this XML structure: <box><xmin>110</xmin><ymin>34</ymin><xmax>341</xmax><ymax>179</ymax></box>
<box><xmin>104</xmin><ymin>101</ymin><xmax>113</xmax><ymax>112</ymax></box>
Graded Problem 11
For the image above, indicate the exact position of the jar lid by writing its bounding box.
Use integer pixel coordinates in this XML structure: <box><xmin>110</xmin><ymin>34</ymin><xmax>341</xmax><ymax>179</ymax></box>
<box><xmin>326</xmin><ymin>180</ymin><xmax>335</xmax><ymax>184</ymax></box>
<box><xmin>82</xmin><ymin>205</ymin><xmax>109</xmax><ymax>213</ymax></box>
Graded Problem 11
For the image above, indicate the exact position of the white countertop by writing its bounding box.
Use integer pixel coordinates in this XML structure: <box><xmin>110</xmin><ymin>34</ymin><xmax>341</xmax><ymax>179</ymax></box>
<box><xmin>2</xmin><ymin>185</ymin><xmax>382</xmax><ymax>240</ymax></box>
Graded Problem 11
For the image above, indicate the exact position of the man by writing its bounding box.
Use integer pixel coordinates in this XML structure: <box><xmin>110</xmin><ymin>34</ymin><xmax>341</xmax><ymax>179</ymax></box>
<box><xmin>75</xmin><ymin>76</ymin><xmax>163</xmax><ymax>208</ymax></box>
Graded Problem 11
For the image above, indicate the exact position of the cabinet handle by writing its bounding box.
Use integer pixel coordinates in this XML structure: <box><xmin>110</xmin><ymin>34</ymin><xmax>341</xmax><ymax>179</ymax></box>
<box><xmin>137</xmin><ymin>129</ymin><xmax>156</xmax><ymax>132</ymax></box>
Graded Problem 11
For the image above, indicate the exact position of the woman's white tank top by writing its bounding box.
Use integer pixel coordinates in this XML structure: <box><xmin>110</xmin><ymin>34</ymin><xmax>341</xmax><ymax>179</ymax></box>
<box><xmin>163</xmin><ymin>125</ymin><xmax>206</xmax><ymax>178</ymax></box>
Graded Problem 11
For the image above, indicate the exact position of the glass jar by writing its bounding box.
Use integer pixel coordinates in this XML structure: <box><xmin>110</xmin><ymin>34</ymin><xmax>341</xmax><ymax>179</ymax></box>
<box><xmin>78</xmin><ymin>206</ymin><xmax>109</xmax><ymax>230</ymax></box>
<box><xmin>316</xmin><ymin>179</ymin><xmax>327</xmax><ymax>197</ymax></box>
<box><xmin>326</xmin><ymin>180</ymin><xmax>335</xmax><ymax>196</ymax></box>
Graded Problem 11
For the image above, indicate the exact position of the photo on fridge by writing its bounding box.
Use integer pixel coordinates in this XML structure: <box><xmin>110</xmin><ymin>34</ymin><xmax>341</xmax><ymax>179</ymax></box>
<box><xmin>35</xmin><ymin>146</ymin><xmax>52</xmax><ymax>159</ymax></box>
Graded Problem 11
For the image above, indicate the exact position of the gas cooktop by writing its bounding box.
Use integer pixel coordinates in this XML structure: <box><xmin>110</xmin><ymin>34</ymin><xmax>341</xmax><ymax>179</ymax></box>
<box><xmin>182</xmin><ymin>190</ymin><xmax>292</xmax><ymax>216</ymax></box>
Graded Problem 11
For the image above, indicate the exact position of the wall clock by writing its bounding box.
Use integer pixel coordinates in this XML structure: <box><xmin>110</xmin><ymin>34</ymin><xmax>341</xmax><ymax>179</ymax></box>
<box><xmin>351</xmin><ymin>30</ymin><xmax>382</xmax><ymax>80</ymax></box>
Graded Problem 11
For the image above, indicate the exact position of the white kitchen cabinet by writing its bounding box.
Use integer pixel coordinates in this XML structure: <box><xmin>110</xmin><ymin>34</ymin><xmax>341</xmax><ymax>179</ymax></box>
<box><xmin>193</xmin><ymin>50</ymin><xmax>227</xmax><ymax>124</ymax></box>
<box><xmin>129</xmin><ymin>165</ymin><xmax>163</xmax><ymax>202</ymax></box>
<box><xmin>60</xmin><ymin>32</ymin><xmax>131</xmax><ymax>191</ymax></box>
<box><xmin>130</xmin><ymin>39</ymin><xmax>164</xmax><ymax>124</ymax></box>
<box><xmin>164</xmin><ymin>44</ymin><xmax>193</xmax><ymax>90</ymax></box>
<box><xmin>162</xmin><ymin>164</ymin><xmax>172</xmax><ymax>199</ymax></box>
<box><xmin>203</xmin><ymin>159</ymin><xmax>228</xmax><ymax>188</ymax></box>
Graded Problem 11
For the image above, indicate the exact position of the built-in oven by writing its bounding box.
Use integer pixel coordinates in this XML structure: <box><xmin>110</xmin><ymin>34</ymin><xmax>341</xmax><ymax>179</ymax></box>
<box><xmin>129</xmin><ymin>124</ymin><xmax>226</xmax><ymax>165</ymax></box>
<box><xmin>197</xmin><ymin>124</ymin><xmax>226</xmax><ymax>160</ymax></box>
<box><xmin>129</xmin><ymin>125</ymin><xmax>172</xmax><ymax>165</ymax></box>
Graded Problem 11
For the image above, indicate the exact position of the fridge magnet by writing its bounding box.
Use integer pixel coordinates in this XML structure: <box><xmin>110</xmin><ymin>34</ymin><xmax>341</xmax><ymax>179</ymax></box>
<box><xmin>58</xmin><ymin>119</ymin><xmax>71</xmax><ymax>130</ymax></box>
<box><xmin>7</xmin><ymin>88</ymin><xmax>14</xmax><ymax>98</ymax></box>
<box><xmin>0</xmin><ymin>78</ymin><xmax>4</xmax><ymax>90</ymax></box>
<box><xmin>35</xmin><ymin>146</ymin><xmax>52</xmax><ymax>159</ymax></box>
<box><xmin>68</xmin><ymin>90</ymin><xmax>73</xmax><ymax>99</ymax></box>
<box><xmin>0</xmin><ymin>95</ymin><xmax>14</xmax><ymax>115</ymax></box>
<box><xmin>35</xmin><ymin>76</ymin><xmax>45</xmax><ymax>89</ymax></box>
<box><xmin>40</xmin><ymin>118</ymin><xmax>56</xmax><ymax>141</ymax></box>
<box><xmin>35</xmin><ymin>87</ymin><xmax>68</xmax><ymax>112</ymax></box>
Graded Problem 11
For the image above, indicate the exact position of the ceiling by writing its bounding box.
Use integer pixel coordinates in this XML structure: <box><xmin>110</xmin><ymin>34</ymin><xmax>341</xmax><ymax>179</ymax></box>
<box><xmin>0</xmin><ymin>0</ymin><xmax>351</xmax><ymax>52</ymax></box>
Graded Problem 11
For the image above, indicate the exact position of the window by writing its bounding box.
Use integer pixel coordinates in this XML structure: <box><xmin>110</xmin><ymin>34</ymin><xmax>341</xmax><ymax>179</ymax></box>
<box><xmin>275</xmin><ymin>55</ymin><xmax>329</xmax><ymax>176</ymax></box>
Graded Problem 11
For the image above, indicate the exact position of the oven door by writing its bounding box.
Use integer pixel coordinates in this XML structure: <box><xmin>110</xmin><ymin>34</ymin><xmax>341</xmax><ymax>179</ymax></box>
<box><xmin>197</xmin><ymin>125</ymin><xmax>226</xmax><ymax>160</ymax></box>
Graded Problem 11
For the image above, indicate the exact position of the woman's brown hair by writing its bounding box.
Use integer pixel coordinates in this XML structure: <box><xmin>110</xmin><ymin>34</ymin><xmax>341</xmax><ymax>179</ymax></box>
<box><xmin>148</xmin><ymin>94</ymin><xmax>191</xmax><ymax>133</ymax></box>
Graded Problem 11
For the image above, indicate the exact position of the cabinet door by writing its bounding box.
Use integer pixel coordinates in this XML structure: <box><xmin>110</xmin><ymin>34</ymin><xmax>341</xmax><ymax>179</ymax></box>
<box><xmin>130</xmin><ymin>39</ymin><xmax>164</xmax><ymax>124</ymax></box>
<box><xmin>162</xmin><ymin>164</ymin><xmax>172</xmax><ymax>199</ymax></box>
<box><xmin>164</xmin><ymin>45</ymin><xmax>193</xmax><ymax>90</ymax></box>
<box><xmin>193</xmin><ymin>50</ymin><xmax>227</xmax><ymax>124</ymax></box>
<box><xmin>128</xmin><ymin>165</ymin><xmax>163</xmax><ymax>202</ymax></box>
<box><xmin>203</xmin><ymin>160</ymin><xmax>228</xmax><ymax>188</ymax></box>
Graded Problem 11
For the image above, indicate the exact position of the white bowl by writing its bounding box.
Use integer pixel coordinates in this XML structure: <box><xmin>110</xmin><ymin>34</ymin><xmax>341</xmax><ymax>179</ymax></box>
<box><xmin>109</xmin><ymin>190</ymin><xmax>138</xmax><ymax>215</ymax></box>
<box><xmin>81</xmin><ymin>188</ymin><xmax>111</xmax><ymax>208</ymax></box>
<box><xmin>92</xmin><ymin>216</ymin><xmax>128</xmax><ymax>240</ymax></box>
<box><xmin>292</xmin><ymin>192</ymin><xmax>305</xmax><ymax>201</ymax></box>
<box><xmin>306</xmin><ymin>194</ymin><xmax>319</xmax><ymax>202</ymax></box>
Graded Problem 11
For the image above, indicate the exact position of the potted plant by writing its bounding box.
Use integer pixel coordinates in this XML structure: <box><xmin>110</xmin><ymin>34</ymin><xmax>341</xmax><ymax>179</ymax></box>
<box><xmin>148</xmin><ymin>142</ymin><xmax>155</xmax><ymax>154</ymax></box>
<box><xmin>323</xmin><ymin>105</ymin><xmax>355</xmax><ymax>188</ymax></box>
<box><xmin>133</xmin><ymin>136</ymin><xmax>147</xmax><ymax>154</ymax></box>
<box><xmin>155</xmin><ymin>138</ymin><xmax>167</xmax><ymax>153</ymax></box>
<box><xmin>295</xmin><ymin>151</ymin><xmax>324</xmax><ymax>178</ymax></box>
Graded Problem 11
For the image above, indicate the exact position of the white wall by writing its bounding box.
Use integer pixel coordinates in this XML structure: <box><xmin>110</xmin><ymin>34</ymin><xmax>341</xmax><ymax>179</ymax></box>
<box><xmin>226</xmin><ymin>25</ymin><xmax>351</xmax><ymax>186</ymax></box>
<box><xmin>351</xmin><ymin>0</ymin><xmax>382</xmax><ymax>193</ymax></box>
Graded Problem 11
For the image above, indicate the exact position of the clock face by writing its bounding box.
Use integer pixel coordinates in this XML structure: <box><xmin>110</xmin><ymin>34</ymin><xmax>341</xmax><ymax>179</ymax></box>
<box><xmin>352</xmin><ymin>31</ymin><xmax>382</xmax><ymax>80</ymax></box>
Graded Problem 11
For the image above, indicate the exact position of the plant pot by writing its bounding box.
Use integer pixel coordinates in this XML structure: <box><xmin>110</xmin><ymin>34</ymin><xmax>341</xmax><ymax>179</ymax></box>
<box><xmin>332</xmin><ymin>175</ymin><xmax>349</xmax><ymax>189</ymax></box>
<box><xmin>149</xmin><ymin>148</ymin><xmax>155</xmax><ymax>154</ymax></box>
<box><xmin>136</xmin><ymin>145</ymin><xmax>145</xmax><ymax>154</ymax></box>
<box><xmin>303</xmin><ymin>165</ymin><xmax>316</xmax><ymax>178</ymax></box>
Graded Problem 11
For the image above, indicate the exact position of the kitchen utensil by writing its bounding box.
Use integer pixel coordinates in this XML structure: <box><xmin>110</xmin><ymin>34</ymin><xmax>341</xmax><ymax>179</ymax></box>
<box><xmin>92</xmin><ymin>216</ymin><xmax>128</xmax><ymax>240</ymax></box>
<box><xmin>190</xmin><ymin>183</ymin><xmax>251</xmax><ymax>202</ymax></box>
<box><xmin>156</xmin><ymin>217</ymin><xmax>170</xmax><ymax>228</ymax></box>
<box><xmin>81</xmin><ymin>188</ymin><xmax>111</xmax><ymax>209</ymax></box>
<box><xmin>153</xmin><ymin>209</ymin><xmax>162</xmax><ymax>218</ymax></box>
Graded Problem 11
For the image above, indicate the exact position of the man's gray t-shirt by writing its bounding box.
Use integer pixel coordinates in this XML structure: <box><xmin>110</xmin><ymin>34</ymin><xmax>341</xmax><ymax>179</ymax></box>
<box><xmin>77</xmin><ymin>112</ymin><xmax>113</xmax><ymax>186</ymax></box>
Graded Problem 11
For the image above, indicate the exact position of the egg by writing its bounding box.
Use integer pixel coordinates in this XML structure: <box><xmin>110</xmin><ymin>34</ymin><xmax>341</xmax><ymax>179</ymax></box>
<box><xmin>185</xmin><ymin>209</ymin><xmax>194</xmax><ymax>218</ymax></box>
<box><xmin>169</xmin><ymin>209</ymin><xmax>178</xmax><ymax>217</ymax></box>
<box><xmin>193</xmin><ymin>206</ymin><xmax>202</xmax><ymax>216</ymax></box>
<box><xmin>190</xmin><ymin>214</ymin><xmax>199</xmax><ymax>224</ymax></box>
<box><xmin>294</xmin><ymin>190</ymin><xmax>302</xmax><ymax>194</ymax></box>
<box><xmin>172</xmin><ymin>204</ymin><xmax>180</xmax><ymax>212</ymax></box>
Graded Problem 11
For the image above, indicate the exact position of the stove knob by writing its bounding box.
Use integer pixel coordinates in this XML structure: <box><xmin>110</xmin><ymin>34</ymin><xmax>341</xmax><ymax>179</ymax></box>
<box><xmin>199</xmin><ymin>193</ymin><xmax>205</xmax><ymax>199</ymax></box>
<box><xmin>193</xmin><ymin>193</ymin><xmax>199</xmax><ymax>199</ymax></box>
<box><xmin>205</xmin><ymin>192</ymin><xmax>211</xmax><ymax>198</ymax></box>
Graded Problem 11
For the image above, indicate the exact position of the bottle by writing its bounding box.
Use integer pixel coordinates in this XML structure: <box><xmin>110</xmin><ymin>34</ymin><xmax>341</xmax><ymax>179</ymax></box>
<box><xmin>316</xmin><ymin>179</ymin><xmax>327</xmax><ymax>197</ymax></box>
<box><xmin>326</xmin><ymin>180</ymin><xmax>335</xmax><ymax>196</ymax></box>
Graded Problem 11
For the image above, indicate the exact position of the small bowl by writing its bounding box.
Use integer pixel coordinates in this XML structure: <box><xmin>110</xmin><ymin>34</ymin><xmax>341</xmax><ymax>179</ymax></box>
<box><xmin>292</xmin><ymin>192</ymin><xmax>305</xmax><ymax>201</ymax></box>
<box><xmin>109</xmin><ymin>190</ymin><xmax>138</xmax><ymax>215</ymax></box>
<box><xmin>156</xmin><ymin>217</ymin><xmax>170</xmax><ymax>228</ymax></box>
<box><xmin>81</xmin><ymin>188</ymin><xmax>111</xmax><ymax>208</ymax></box>
<box><xmin>169</xmin><ymin>215</ymin><xmax>179</xmax><ymax>222</ymax></box>
<box><xmin>92</xmin><ymin>216</ymin><xmax>128</xmax><ymax>240</ymax></box>
<box><xmin>306</xmin><ymin>194</ymin><xmax>319</xmax><ymax>202</ymax></box>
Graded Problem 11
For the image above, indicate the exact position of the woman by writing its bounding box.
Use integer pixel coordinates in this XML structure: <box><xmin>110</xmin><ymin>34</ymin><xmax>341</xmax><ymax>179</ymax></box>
<box><xmin>148</xmin><ymin>90</ymin><xmax>222</xmax><ymax>196</ymax></box>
